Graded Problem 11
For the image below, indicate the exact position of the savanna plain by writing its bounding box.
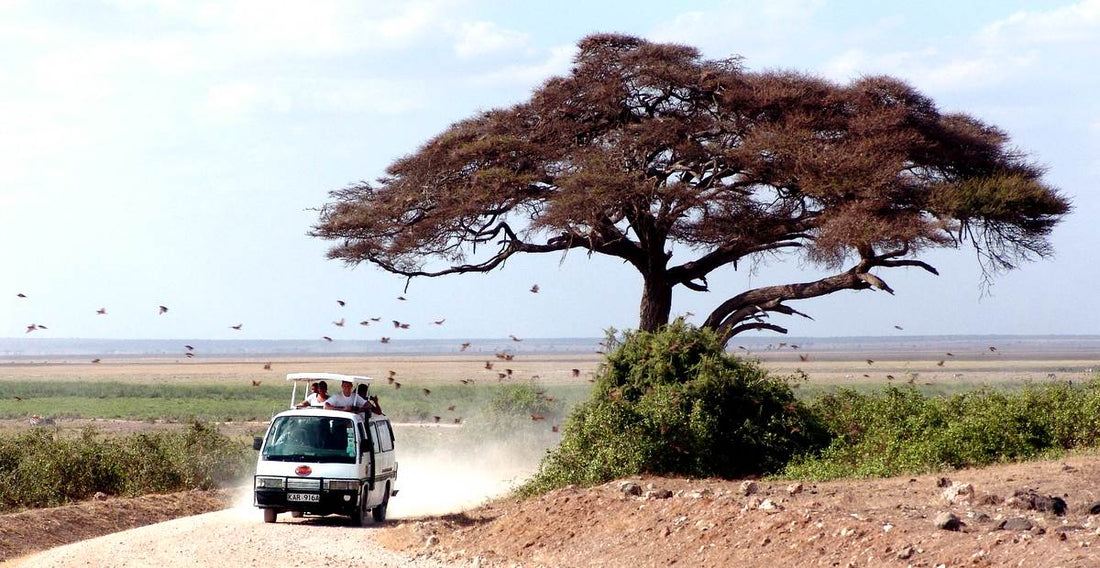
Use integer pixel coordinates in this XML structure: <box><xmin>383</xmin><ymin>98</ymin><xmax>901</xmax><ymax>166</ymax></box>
<box><xmin>3</xmin><ymin>338</ymin><xmax>1100</xmax><ymax>567</ymax></box>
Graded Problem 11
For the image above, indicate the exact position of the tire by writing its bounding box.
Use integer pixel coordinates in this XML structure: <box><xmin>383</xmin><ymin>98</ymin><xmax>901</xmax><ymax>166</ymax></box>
<box><xmin>263</xmin><ymin>508</ymin><xmax>277</xmax><ymax>524</ymax></box>
<box><xmin>372</xmin><ymin>483</ymin><xmax>390</xmax><ymax>523</ymax></box>
<box><xmin>350</xmin><ymin>489</ymin><xmax>369</xmax><ymax>527</ymax></box>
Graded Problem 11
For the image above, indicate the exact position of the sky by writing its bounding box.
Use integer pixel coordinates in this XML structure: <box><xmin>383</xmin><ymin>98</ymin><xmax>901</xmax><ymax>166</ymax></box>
<box><xmin>1</xmin><ymin>0</ymin><xmax>1097</xmax><ymax>341</ymax></box>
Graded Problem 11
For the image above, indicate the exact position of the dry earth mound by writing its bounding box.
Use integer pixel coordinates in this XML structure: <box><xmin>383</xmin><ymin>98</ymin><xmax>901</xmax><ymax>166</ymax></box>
<box><xmin>0</xmin><ymin>490</ymin><xmax>233</xmax><ymax>563</ymax></box>
<box><xmin>383</xmin><ymin>456</ymin><xmax>1100</xmax><ymax>567</ymax></box>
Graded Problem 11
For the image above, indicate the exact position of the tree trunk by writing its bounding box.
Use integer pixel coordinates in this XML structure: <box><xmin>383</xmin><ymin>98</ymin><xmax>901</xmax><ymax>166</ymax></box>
<box><xmin>639</xmin><ymin>275</ymin><xmax>672</xmax><ymax>332</ymax></box>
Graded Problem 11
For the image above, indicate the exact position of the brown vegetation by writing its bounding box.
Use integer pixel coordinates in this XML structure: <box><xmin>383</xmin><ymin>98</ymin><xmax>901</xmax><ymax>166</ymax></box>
<box><xmin>313</xmin><ymin>33</ymin><xmax>1069</xmax><ymax>344</ymax></box>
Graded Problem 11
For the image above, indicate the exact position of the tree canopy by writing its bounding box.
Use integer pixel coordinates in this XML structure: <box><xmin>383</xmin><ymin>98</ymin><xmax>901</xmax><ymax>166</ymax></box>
<box><xmin>312</xmin><ymin>33</ymin><xmax>1070</xmax><ymax>343</ymax></box>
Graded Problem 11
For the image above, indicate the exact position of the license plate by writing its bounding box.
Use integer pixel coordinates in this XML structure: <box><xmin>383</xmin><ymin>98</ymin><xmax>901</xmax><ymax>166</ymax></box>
<box><xmin>287</xmin><ymin>493</ymin><xmax>319</xmax><ymax>503</ymax></box>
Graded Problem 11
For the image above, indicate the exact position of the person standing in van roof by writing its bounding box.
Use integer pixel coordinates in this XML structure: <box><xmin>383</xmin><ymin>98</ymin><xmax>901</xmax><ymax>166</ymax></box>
<box><xmin>296</xmin><ymin>381</ymin><xmax>329</xmax><ymax>408</ymax></box>
<box><xmin>325</xmin><ymin>380</ymin><xmax>366</xmax><ymax>412</ymax></box>
<box><xmin>356</xmin><ymin>383</ymin><xmax>384</xmax><ymax>416</ymax></box>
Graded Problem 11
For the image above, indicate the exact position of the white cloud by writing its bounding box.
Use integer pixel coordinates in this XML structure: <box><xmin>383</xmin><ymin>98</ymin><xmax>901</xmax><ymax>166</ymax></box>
<box><xmin>453</xmin><ymin>21</ymin><xmax>528</xmax><ymax>59</ymax></box>
<box><xmin>979</xmin><ymin>0</ymin><xmax>1100</xmax><ymax>47</ymax></box>
<box><xmin>465</xmin><ymin>44</ymin><xmax>576</xmax><ymax>88</ymax></box>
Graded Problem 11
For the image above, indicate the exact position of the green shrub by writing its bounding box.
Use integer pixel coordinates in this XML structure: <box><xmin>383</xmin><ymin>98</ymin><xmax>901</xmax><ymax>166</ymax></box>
<box><xmin>0</xmin><ymin>422</ymin><xmax>253</xmax><ymax>513</ymax></box>
<box><xmin>518</xmin><ymin>322</ymin><xmax>828</xmax><ymax>495</ymax></box>
<box><xmin>783</xmin><ymin>380</ymin><xmax>1100</xmax><ymax>480</ymax></box>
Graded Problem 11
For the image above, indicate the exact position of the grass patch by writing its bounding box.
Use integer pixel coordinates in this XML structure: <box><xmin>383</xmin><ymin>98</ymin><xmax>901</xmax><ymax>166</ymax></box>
<box><xmin>0</xmin><ymin>381</ymin><xmax>592</xmax><ymax>424</ymax></box>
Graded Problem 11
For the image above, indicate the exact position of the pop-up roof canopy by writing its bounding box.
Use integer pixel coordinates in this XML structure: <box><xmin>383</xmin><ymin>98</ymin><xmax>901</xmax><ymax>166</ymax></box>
<box><xmin>286</xmin><ymin>372</ymin><xmax>374</xmax><ymax>384</ymax></box>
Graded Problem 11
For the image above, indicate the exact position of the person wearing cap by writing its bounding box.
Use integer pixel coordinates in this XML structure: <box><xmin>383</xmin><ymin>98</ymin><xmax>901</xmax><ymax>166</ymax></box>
<box><xmin>324</xmin><ymin>380</ymin><xmax>367</xmax><ymax>412</ymax></box>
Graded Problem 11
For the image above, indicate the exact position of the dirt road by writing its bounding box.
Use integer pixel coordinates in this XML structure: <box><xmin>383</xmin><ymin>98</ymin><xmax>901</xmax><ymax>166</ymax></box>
<box><xmin>9</xmin><ymin>507</ymin><xmax>470</xmax><ymax>568</ymax></box>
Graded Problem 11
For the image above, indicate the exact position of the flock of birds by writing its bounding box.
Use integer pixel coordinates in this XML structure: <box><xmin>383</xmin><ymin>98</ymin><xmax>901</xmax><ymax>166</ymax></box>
<box><xmin>735</xmin><ymin>338</ymin><xmax>1004</xmax><ymax>386</ymax></box>
<box><xmin>13</xmin><ymin>285</ymin><xmax>578</xmax><ymax>432</ymax></box>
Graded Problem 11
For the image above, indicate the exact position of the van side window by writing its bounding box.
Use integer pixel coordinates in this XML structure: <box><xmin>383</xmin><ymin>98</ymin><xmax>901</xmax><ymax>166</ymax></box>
<box><xmin>376</xmin><ymin>420</ymin><xmax>394</xmax><ymax>452</ymax></box>
<box><xmin>358</xmin><ymin>422</ymin><xmax>369</xmax><ymax>448</ymax></box>
<box><xmin>369</xmin><ymin>423</ymin><xmax>381</xmax><ymax>454</ymax></box>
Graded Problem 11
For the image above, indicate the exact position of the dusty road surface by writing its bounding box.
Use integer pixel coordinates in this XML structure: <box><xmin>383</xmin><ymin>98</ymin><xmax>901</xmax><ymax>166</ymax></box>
<box><xmin>8</xmin><ymin>507</ymin><xmax>471</xmax><ymax>568</ymax></box>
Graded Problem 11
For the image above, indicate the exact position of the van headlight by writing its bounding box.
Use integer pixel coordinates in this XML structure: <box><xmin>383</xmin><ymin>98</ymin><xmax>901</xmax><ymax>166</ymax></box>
<box><xmin>324</xmin><ymin>479</ymin><xmax>358</xmax><ymax>491</ymax></box>
<box><xmin>255</xmin><ymin>476</ymin><xmax>285</xmax><ymax>490</ymax></box>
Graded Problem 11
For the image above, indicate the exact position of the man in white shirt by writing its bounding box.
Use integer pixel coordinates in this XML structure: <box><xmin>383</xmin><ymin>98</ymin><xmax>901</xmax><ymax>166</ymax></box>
<box><xmin>324</xmin><ymin>380</ymin><xmax>366</xmax><ymax>412</ymax></box>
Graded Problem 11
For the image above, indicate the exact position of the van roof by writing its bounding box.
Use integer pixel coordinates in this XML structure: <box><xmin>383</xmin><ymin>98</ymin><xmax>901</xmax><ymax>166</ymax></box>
<box><xmin>285</xmin><ymin>372</ymin><xmax>374</xmax><ymax>384</ymax></box>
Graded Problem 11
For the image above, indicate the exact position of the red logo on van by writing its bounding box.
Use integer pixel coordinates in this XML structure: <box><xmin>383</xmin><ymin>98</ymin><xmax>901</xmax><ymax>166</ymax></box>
<box><xmin>295</xmin><ymin>465</ymin><xmax>312</xmax><ymax>476</ymax></box>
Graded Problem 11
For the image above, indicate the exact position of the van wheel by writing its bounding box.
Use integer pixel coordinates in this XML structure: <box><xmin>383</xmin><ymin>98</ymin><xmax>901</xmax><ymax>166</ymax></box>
<box><xmin>263</xmin><ymin>508</ymin><xmax>277</xmax><ymax>523</ymax></box>
<box><xmin>351</xmin><ymin>490</ymin><xmax>369</xmax><ymax>527</ymax></box>
<box><xmin>372</xmin><ymin>484</ymin><xmax>390</xmax><ymax>523</ymax></box>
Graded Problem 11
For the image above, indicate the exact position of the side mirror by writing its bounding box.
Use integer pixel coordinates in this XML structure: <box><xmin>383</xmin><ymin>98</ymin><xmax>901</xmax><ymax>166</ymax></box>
<box><xmin>252</xmin><ymin>437</ymin><xmax>263</xmax><ymax>451</ymax></box>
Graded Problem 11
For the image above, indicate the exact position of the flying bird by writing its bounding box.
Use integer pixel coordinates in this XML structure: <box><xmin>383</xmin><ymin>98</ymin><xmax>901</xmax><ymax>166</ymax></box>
<box><xmin>263</xmin><ymin>362</ymin><xmax>272</xmax><ymax>370</ymax></box>
<box><xmin>866</xmin><ymin>359</ymin><xmax>875</xmax><ymax>365</ymax></box>
<box><xmin>337</xmin><ymin>300</ymin><xmax>346</xmax><ymax>307</ymax></box>
<box><xmin>185</xmin><ymin>352</ymin><xmax>195</xmax><ymax>358</ymax></box>
<box><xmin>530</xmin><ymin>284</ymin><xmax>539</xmax><ymax>293</ymax></box>
<box><xmin>433</xmin><ymin>416</ymin><xmax>441</xmax><ymax>423</ymax></box>
<box><xmin>185</xmin><ymin>345</ymin><xmax>194</xmax><ymax>351</ymax></box>
<box><xmin>497</xmin><ymin>372</ymin><xmax>507</xmax><ymax>379</ymax></box>
<box><xmin>25</xmin><ymin>324</ymin><xmax>38</xmax><ymax>333</ymax></box>
<box><xmin>571</xmin><ymin>368</ymin><xmax>580</xmax><ymax>377</ymax></box>
<box><xmin>380</xmin><ymin>337</ymin><xmax>390</xmax><ymax>343</ymax></box>
<box><xmin>16</xmin><ymin>293</ymin><xmax>26</xmax><ymax>298</ymax></box>
<box><xmin>393</xmin><ymin>381</ymin><xmax>401</xmax><ymax>389</ymax></box>
<box><xmin>370</xmin><ymin>317</ymin><xmax>381</xmax><ymax>322</ymax></box>
<box><xmin>531</xmin><ymin>414</ymin><xmax>545</xmax><ymax>421</ymax></box>
<box><xmin>459</xmin><ymin>379</ymin><xmax>471</xmax><ymax>385</ymax></box>
<box><xmin>13</xmin><ymin>396</ymin><xmax>22</xmax><ymax>401</ymax></box>
<box><xmin>989</xmin><ymin>346</ymin><xmax>998</xmax><ymax>352</ymax></box>
<box><xmin>91</xmin><ymin>358</ymin><xmax>101</xmax><ymax>364</ymax></box>
<box><xmin>460</xmin><ymin>342</ymin><xmax>470</xmax><ymax>351</ymax></box>
<box><xmin>552</xmin><ymin>425</ymin><xmax>559</xmax><ymax>433</ymax></box>
<box><xmin>484</xmin><ymin>361</ymin><xmax>493</xmax><ymax>370</ymax></box>
<box><xmin>505</xmin><ymin>368</ymin><xmax>513</xmax><ymax>376</ymax></box>
<box><xmin>422</xmin><ymin>388</ymin><xmax>431</xmax><ymax>396</ymax></box>
<box><xmin>322</xmin><ymin>336</ymin><xmax>333</xmax><ymax>342</ymax></box>
<box><xmin>937</xmin><ymin>360</ymin><xmax>945</xmax><ymax>367</ymax></box>
<box><xmin>333</xmin><ymin>318</ymin><xmax>345</xmax><ymax>327</ymax></box>
<box><xmin>397</xmin><ymin>296</ymin><xmax>406</xmax><ymax>301</ymax></box>
<box><xmin>96</xmin><ymin>307</ymin><xmax>107</xmax><ymax>315</ymax></box>
<box><xmin>509</xmin><ymin>335</ymin><xmax>522</xmax><ymax>342</ymax></box>
<box><xmin>230</xmin><ymin>324</ymin><xmax>243</xmax><ymax>330</ymax></box>
<box><xmin>388</xmin><ymin>370</ymin><xmax>397</xmax><ymax>378</ymax></box>
<box><xmin>447</xmin><ymin>405</ymin><xmax>455</xmax><ymax>411</ymax></box>
<box><xmin>359</xmin><ymin>320</ymin><xmax>371</xmax><ymax>326</ymax></box>
<box><xmin>158</xmin><ymin>305</ymin><xmax>168</xmax><ymax>314</ymax></box>
<box><xmin>799</xmin><ymin>354</ymin><xmax>809</xmax><ymax>362</ymax></box>
<box><xmin>454</xmin><ymin>418</ymin><xmax>461</xmax><ymax>424</ymax></box>
<box><xmin>251</xmin><ymin>380</ymin><xmax>261</xmax><ymax>387</ymax></box>
<box><xmin>432</xmin><ymin>318</ymin><xmax>446</xmax><ymax>326</ymax></box>
<box><xmin>894</xmin><ymin>325</ymin><xmax>904</xmax><ymax>330</ymax></box>
<box><xmin>946</xmin><ymin>352</ymin><xmax>955</xmax><ymax>357</ymax></box>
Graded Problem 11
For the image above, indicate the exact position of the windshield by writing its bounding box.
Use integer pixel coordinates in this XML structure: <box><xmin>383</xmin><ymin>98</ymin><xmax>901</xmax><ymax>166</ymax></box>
<box><xmin>262</xmin><ymin>415</ymin><xmax>357</xmax><ymax>464</ymax></box>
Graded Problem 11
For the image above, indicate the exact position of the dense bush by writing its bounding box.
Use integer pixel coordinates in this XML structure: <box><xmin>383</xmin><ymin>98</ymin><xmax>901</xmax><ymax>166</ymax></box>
<box><xmin>519</xmin><ymin>322</ymin><xmax>828</xmax><ymax>495</ymax></box>
<box><xmin>783</xmin><ymin>380</ymin><xmax>1100</xmax><ymax>480</ymax></box>
<box><xmin>0</xmin><ymin>421</ymin><xmax>254</xmax><ymax>513</ymax></box>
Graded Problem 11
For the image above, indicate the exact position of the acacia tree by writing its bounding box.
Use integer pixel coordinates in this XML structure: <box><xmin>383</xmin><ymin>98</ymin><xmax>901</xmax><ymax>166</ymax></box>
<box><xmin>313</xmin><ymin>34</ymin><xmax>1069</xmax><ymax>344</ymax></box>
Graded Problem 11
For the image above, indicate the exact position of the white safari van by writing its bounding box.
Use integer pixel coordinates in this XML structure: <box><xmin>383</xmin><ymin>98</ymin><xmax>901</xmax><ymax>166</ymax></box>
<box><xmin>253</xmin><ymin>373</ymin><xmax>398</xmax><ymax>525</ymax></box>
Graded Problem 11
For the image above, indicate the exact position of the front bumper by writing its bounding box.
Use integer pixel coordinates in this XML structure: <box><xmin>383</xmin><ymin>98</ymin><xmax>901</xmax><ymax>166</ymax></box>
<box><xmin>255</xmin><ymin>484</ymin><xmax>361</xmax><ymax>515</ymax></box>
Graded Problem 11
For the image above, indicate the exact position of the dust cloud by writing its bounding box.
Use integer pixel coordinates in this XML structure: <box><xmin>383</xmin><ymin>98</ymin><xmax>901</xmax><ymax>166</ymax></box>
<box><xmin>388</xmin><ymin>435</ymin><xmax>544</xmax><ymax>519</ymax></box>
